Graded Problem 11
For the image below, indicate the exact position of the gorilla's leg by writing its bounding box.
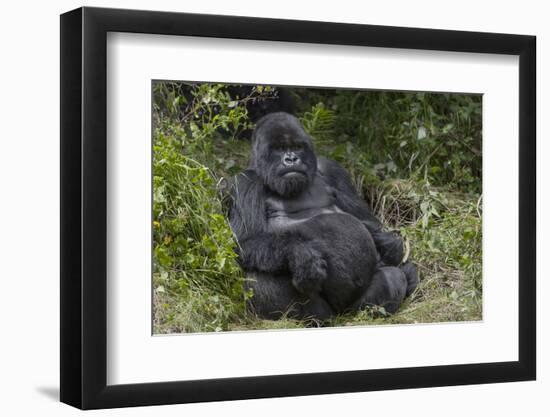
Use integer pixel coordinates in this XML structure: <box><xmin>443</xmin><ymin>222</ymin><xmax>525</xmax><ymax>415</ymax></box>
<box><xmin>351</xmin><ymin>264</ymin><xmax>416</xmax><ymax>314</ymax></box>
<box><xmin>245</xmin><ymin>272</ymin><xmax>334</xmax><ymax>321</ymax></box>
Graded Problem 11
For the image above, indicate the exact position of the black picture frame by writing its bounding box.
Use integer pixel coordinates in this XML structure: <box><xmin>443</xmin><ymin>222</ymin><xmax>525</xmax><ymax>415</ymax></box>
<box><xmin>60</xmin><ymin>6</ymin><xmax>536</xmax><ymax>410</ymax></box>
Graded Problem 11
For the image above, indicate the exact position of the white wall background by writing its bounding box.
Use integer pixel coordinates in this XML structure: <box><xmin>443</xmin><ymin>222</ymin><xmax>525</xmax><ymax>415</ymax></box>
<box><xmin>0</xmin><ymin>0</ymin><xmax>545</xmax><ymax>415</ymax></box>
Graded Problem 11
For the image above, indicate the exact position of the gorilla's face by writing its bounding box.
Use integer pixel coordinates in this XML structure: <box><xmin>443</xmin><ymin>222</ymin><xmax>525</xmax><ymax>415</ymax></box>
<box><xmin>251</xmin><ymin>113</ymin><xmax>317</xmax><ymax>197</ymax></box>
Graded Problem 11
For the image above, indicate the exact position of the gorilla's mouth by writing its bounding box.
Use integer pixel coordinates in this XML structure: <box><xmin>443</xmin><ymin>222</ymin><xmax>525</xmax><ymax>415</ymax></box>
<box><xmin>279</xmin><ymin>166</ymin><xmax>307</xmax><ymax>177</ymax></box>
<box><xmin>282</xmin><ymin>171</ymin><xmax>306</xmax><ymax>178</ymax></box>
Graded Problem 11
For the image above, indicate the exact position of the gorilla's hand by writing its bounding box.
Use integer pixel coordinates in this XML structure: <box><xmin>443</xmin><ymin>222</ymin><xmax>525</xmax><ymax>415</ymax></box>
<box><xmin>289</xmin><ymin>242</ymin><xmax>327</xmax><ymax>294</ymax></box>
<box><xmin>370</xmin><ymin>230</ymin><xmax>404</xmax><ymax>266</ymax></box>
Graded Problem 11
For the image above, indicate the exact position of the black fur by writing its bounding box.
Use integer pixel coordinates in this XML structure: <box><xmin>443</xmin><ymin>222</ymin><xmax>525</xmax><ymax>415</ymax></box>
<box><xmin>229</xmin><ymin>112</ymin><xmax>418</xmax><ymax>320</ymax></box>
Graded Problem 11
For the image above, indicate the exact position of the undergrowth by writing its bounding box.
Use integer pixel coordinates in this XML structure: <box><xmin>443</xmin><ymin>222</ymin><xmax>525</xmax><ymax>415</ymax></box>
<box><xmin>152</xmin><ymin>82</ymin><xmax>482</xmax><ymax>334</ymax></box>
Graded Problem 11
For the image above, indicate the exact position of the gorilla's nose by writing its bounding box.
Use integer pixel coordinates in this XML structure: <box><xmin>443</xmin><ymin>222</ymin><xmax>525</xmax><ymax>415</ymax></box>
<box><xmin>283</xmin><ymin>152</ymin><xmax>300</xmax><ymax>166</ymax></box>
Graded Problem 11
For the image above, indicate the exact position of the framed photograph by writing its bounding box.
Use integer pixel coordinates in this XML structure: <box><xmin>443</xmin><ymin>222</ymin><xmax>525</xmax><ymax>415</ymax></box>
<box><xmin>60</xmin><ymin>6</ymin><xmax>536</xmax><ymax>410</ymax></box>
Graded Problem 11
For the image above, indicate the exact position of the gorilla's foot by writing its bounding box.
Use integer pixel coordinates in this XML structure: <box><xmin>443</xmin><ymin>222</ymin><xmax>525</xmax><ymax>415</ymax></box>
<box><xmin>350</xmin><ymin>266</ymin><xmax>408</xmax><ymax>314</ymax></box>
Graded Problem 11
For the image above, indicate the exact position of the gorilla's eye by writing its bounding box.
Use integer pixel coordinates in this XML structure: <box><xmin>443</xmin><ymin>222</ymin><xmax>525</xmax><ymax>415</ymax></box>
<box><xmin>270</xmin><ymin>143</ymin><xmax>287</xmax><ymax>151</ymax></box>
<box><xmin>269</xmin><ymin>142</ymin><xmax>303</xmax><ymax>153</ymax></box>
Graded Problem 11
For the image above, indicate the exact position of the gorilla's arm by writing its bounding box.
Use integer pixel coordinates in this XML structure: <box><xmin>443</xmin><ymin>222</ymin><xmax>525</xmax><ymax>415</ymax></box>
<box><xmin>228</xmin><ymin>171</ymin><xmax>327</xmax><ymax>293</ymax></box>
<box><xmin>317</xmin><ymin>157</ymin><xmax>382</xmax><ymax>231</ymax></box>
<box><xmin>318</xmin><ymin>157</ymin><xmax>404</xmax><ymax>266</ymax></box>
<box><xmin>228</xmin><ymin>171</ymin><xmax>286</xmax><ymax>272</ymax></box>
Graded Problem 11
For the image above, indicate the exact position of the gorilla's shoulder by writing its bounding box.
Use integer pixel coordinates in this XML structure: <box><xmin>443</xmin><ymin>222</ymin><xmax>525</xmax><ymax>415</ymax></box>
<box><xmin>230</xmin><ymin>169</ymin><xmax>261</xmax><ymax>190</ymax></box>
<box><xmin>317</xmin><ymin>156</ymin><xmax>352</xmax><ymax>181</ymax></box>
<box><xmin>317</xmin><ymin>156</ymin><xmax>346</xmax><ymax>176</ymax></box>
<box><xmin>227</xmin><ymin>169</ymin><xmax>267</xmax><ymax>236</ymax></box>
<box><xmin>228</xmin><ymin>169</ymin><xmax>266</xmax><ymax>200</ymax></box>
<box><xmin>317</xmin><ymin>156</ymin><xmax>356</xmax><ymax>194</ymax></box>
<box><xmin>235</xmin><ymin>169</ymin><xmax>261</xmax><ymax>182</ymax></box>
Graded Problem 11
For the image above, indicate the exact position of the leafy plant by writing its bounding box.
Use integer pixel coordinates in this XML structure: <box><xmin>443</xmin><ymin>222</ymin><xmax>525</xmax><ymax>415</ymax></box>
<box><xmin>153</xmin><ymin>116</ymin><xmax>247</xmax><ymax>333</ymax></box>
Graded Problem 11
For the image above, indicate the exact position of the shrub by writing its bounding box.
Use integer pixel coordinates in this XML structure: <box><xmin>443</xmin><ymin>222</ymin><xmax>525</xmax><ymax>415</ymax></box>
<box><xmin>152</xmin><ymin>115</ymin><xmax>247</xmax><ymax>333</ymax></box>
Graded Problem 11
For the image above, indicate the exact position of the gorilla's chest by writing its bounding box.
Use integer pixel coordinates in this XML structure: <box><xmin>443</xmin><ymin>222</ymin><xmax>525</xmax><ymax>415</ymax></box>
<box><xmin>266</xmin><ymin>176</ymin><xmax>343</xmax><ymax>230</ymax></box>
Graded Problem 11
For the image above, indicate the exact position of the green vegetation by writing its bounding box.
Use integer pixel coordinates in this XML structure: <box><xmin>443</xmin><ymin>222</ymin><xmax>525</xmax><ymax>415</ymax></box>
<box><xmin>152</xmin><ymin>82</ymin><xmax>482</xmax><ymax>334</ymax></box>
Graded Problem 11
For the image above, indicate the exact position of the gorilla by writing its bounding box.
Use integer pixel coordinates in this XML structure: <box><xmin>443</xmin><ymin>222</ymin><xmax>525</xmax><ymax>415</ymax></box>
<box><xmin>228</xmin><ymin>112</ymin><xmax>418</xmax><ymax>321</ymax></box>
